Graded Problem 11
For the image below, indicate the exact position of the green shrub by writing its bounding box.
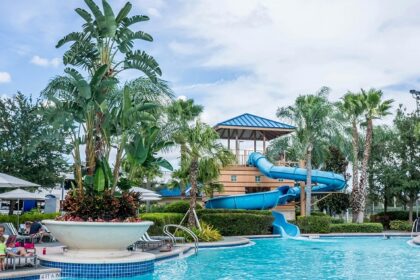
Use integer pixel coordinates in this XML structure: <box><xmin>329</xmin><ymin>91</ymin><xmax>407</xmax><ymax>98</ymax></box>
<box><xmin>200</xmin><ymin>213</ymin><xmax>274</xmax><ymax>236</ymax></box>
<box><xmin>140</xmin><ymin>213</ymin><xmax>183</xmax><ymax>235</ymax></box>
<box><xmin>164</xmin><ymin>201</ymin><xmax>202</xmax><ymax>213</ymax></box>
<box><xmin>330</xmin><ymin>223</ymin><xmax>383</xmax><ymax>233</ymax></box>
<box><xmin>331</xmin><ymin>218</ymin><xmax>345</xmax><ymax>224</ymax></box>
<box><xmin>370</xmin><ymin>211</ymin><xmax>410</xmax><ymax>228</ymax></box>
<box><xmin>0</xmin><ymin>213</ymin><xmax>59</xmax><ymax>228</ymax></box>
<box><xmin>297</xmin><ymin>216</ymin><xmax>331</xmax><ymax>233</ymax></box>
<box><xmin>197</xmin><ymin>209</ymin><xmax>272</xmax><ymax>216</ymax></box>
<box><xmin>389</xmin><ymin>220</ymin><xmax>412</xmax><ymax>231</ymax></box>
<box><xmin>175</xmin><ymin>222</ymin><xmax>222</xmax><ymax>242</ymax></box>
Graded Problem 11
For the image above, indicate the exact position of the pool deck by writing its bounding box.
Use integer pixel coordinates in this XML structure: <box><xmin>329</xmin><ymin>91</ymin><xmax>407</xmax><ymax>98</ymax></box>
<box><xmin>1</xmin><ymin>233</ymin><xmax>417</xmax><ymax>279</ymax></box>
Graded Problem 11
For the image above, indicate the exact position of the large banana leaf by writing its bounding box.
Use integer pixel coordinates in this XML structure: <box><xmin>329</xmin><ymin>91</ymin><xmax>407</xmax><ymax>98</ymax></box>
<box><xmin>93</xmin><ymin>165</ymin><xmax>105</xmax><ymax>192</ymax></box>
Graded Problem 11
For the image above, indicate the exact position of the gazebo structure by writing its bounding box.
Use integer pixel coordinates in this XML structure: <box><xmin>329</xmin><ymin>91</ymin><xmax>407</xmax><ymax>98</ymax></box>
<box><xmin>214</xmin><ymin>113</ymin><xmax>295</xmax><ymax>164</ymax></box>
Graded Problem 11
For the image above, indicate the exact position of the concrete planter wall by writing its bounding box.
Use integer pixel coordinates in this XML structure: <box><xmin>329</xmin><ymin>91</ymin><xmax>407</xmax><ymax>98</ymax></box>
<box><xmin>42</xmin><ymin>220</ymin><xmax>153</xmax><ymax>258</ymax></box>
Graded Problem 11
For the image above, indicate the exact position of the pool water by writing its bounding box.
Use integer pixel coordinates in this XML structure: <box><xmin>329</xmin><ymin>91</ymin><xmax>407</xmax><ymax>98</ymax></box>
<box><xmin>149</xmin><ymin>237</ymin><xmax>420</xmax><ymax>280</ymax></box>
<box><xmin>66</xmin><ymin>237</ymin><xmax>420</xmax><ymax>280</ymax></box>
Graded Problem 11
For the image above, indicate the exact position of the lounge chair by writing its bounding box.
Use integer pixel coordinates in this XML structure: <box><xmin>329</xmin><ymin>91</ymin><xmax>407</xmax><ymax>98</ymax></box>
<box><xmin>3</xmin><ymin>223</ymin><xmax>32</xmax><ymax>243</ymax></box>
<box><xmin>135</xmin><ymin>233</ymin><xmax>165</xmax><ymax>251</ymax></box>
<box><xmin>4</xmin><ymin>235</ymin><xmax>37</xmax><ymax>270</ymax></box>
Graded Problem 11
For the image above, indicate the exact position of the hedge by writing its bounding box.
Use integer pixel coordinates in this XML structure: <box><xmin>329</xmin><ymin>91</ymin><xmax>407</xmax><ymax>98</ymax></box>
<box><xmin>140</xmin><ymin>213</ymin><xmax>183</xmax><ymax>235</ymax></box>
<box><xmin>330</xmin><ymin>223</ymin><xmax>383</xmax><ymax>233</ymax></box>
<box><xmin>0</xmin><ymin>212</ymin><xmax>59</xmax><ymax>227</ymax></box>
<box><xmin>370</xmin><ymin>211</ymin><xmax>410</xmax><ymax>228</ymax></box>
<box><xmin>296</xmin><ymin>216</ymin><xmax>331</xmax><ymax>233</ymax></box>
<box><xmin>164</xmin><ymin>201</ymin><xmax>202</xmax><ymax>213</ymax></box>
<box><xmin>389</xmin><ymin>220</ymin><xmax>412</xmax><ymax>231</ymax></box>
<box><xmin>200</xmin><ymin>213</ymin><xmax>274</xmax><ymax>236</ymax></box>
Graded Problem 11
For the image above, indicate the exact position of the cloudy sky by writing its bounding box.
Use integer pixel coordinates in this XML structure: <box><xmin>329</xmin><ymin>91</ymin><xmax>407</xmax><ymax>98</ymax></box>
<box><xmin>0</xmin><ymin>0</ymin><xmax>418</xmax><ymax>126</ymax></box>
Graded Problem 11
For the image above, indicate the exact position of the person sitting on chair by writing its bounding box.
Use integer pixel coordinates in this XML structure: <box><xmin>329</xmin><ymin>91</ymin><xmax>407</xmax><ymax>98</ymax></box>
<box><xmin>29</xmin><ymin>221</ymin><xmax>50</xmax><ymax>243</ymax></box>
<box><xmin>0</xmin><ymin>225</ymin><xmax>32</xmax><ymax>257</ymax></box>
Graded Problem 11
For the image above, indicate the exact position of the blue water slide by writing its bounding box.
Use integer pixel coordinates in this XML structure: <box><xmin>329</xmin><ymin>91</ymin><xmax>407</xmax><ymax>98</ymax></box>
<box><xmin>247</xmin><ymin>152</ymin><xmax>346</xmax><ymax>191</ymax></box>
<box><xmin>272</xmin><ymin>211</ymin><xmax>300</xmax><ymax>236</ymax></box>
<box><xmin>205</xmin><ymin>152</ymin><xmax>347</xmax><ymax>237</ymax></box>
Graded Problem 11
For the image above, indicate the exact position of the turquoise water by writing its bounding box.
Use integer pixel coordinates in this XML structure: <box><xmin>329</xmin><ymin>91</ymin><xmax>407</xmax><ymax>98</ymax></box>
<box><xmin>148</xmin><ymin>237</ymin><xmax>420</xmax><ymax>280</ymax></box>
<box><xmin>67</xmin><ymin>237</ymin><xmax>420</xmax><ymax>280</ymax></box>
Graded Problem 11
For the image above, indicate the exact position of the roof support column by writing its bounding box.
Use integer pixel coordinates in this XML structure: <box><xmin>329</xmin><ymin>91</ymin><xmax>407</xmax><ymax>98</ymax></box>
<box><xmin>263</xmin><ymin>132</ymin><xmax>266</xmax><ymax>154</ymax></box>
<box><xmin>253</xmin><ymin>131</ymin><xmax>257</xmax><ymax>152</ymax></box>
<box><xmin>227</xmin><ymin>129</ymin><xmax>231</xmax><ymax>150</ymax></box>
<box><xmin>235</xmin><ymin>130</ymin><xmax>239</xmax><ymax>164</ymax></box>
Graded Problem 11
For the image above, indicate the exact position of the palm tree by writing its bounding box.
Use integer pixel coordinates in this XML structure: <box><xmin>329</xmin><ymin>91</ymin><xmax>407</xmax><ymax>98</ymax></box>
<box><xmin>354</xmin><ymin>89</ymin><xmax>393</xmax><ymax>223</ymax></box>
<box><xmin>277</xmin><ymin>87</ymin><xmax>336</xmax><ymax>216</ymax></box>
<box><xmin>173</xmin><ymin>121</ymin><xmax>234</xmax><ymax>227</ymax></box>
<box><xmin>167</xmin><ymin>98</ymin><xmax>203</xmax><ymax>165</ymax></box>
<box><xmin>337</xmin><ymin>92</ymin><xmax>366</xmax><ymax>222</ymax></box>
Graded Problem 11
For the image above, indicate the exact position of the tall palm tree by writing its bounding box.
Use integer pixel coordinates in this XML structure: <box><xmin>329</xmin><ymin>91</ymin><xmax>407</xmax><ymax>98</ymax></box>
<box><xmin>166</xmin><ymin>98</ymin><xmax>203</xmax><ymax>167</ymax></box>
<box><xmin>173</xmin><ymin>121</ymin><xmax>234</xmax><ymax>226</ymax></box>
<box><xmin>354</xmin><ymin>89</ymin><xmax>393</xmax><ymax>223</ymax></box>
<box><xmin>277</xmin><ymin>87</ymin><xmax>336</xmax><ymax>216</ymax></box>
<box><xmin>337</xmin><ymin>92</ymin><xmax>366</xmax><ymax>222</ymax></box>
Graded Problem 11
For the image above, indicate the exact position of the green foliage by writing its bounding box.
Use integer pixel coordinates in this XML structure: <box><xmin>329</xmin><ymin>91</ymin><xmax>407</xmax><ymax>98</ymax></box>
<box><xmin>0</xmin><ymin>93</ymin><xmax>71</xmax><ymax>187</ymax></box>
<box><xmin>140</xmin><ymin>213</ymin><xmax>183</xmax><ymax>235</ymax></box>
<box><xmin>200</xmin><ymin>213</ymin><xmax>274</xmax><ymax>236</ymax></box>
<box><xmin>330</xmin><ymin>223</ymin><xmax>383</xmax><ymax>233</ymax></box>
<box><xmin>0</xmin><ymin>213</ymin><xmax>59</xmax><ymax>228</ymax></box>
<box><xmin>317</xmin><ymin>193</ymin><xmax>350</xmax><ymax>215</ymax></box>
<box><xmin>175</xmin><ymin>222</ymin><xmax>222</xmax><ymax>242</ymax></box>
<box><xmin>331</xmin><ymin>218</ymin><xmax>345</xmax><ymax>224</ymax></box>
<box><xmin>296</xmin><ymin>216</ymin><xmax>331</xmax><ymax>233</ymax></box>
<box><xmin>370</xmin><ymin>211</ymin><xmax>411</xmax><ymax>229</ymax></box>
<box><xmin>389</xmin><ymin>220</ymin><xmax>412</xmax><ymax>231</ymax></box>
<box><xmin>164</xmin><ymin>200</ymin><xmax>202</xmax><ymax>213</ymax></box>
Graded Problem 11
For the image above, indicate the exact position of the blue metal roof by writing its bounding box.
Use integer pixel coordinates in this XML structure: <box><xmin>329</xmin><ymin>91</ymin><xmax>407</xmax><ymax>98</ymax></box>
<box><xmin>216</xmin><ymin>113</ymin><xmax>295</xmax><ymax>129</ymax></box>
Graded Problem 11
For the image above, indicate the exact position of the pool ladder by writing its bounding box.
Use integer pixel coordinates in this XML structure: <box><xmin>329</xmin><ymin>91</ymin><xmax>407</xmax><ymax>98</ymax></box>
<box><xmin>411</xmin><ymin>218</ymin><xmax>419</xmax><ymax>238</ymax></box>
<box><xmin>163</xmin><ymin>224</ymin><xmax>199</xmax><ymax>255</ymax></box>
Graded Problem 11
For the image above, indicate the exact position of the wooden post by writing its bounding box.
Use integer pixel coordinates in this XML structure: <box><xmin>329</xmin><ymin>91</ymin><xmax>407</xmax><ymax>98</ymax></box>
<box><xmin>253</xmin><ymin>131</ymin><xmax>257</xmax><ymax>152</ymax></box>
<box><xmin>299</xmin><ymin>159</ymin><xmax>306</xmax><ymax>217</ymax></box>
<box><xmin>262</xmin><ymin>132</ymin><xmax>266</xmax><ymax>154</ymax></box>
<box><xmin>227</xmin><ymin>129</ymin><xmax>231</xmax><ymax>150</ymax></box>
<box><xmin>235</xmin><ymin>130</ymin><xmax>239</xmax><ymax>163</ymax></box>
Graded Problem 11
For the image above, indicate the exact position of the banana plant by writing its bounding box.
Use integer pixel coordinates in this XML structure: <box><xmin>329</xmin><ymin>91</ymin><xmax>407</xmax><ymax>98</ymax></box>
<box><xmin>56</xmin><ymin>0</ymin><xmax>161</xmax><ymax>82</ymax></box>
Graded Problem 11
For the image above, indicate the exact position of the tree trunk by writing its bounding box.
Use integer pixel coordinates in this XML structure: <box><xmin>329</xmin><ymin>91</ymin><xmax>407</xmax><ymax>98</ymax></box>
<box><xmin>384</xmin><ymin>195</ymin><xmax>388</xmax><ymax>214</ymax></box>
<box><xmin>111</xmin><ymin>134</ymin><xmax>126</xmax><ymax>194</ymax></box>
<box><xmin>356</xmin><ymin>118</ymin><xmax>373</xmax><ymax>223</ymax></box>
<box><xmin>305</xmin><ymin>143</ymin><xmax>313</xmax><ymax>216</ymax></box>
<box><xmin>408</xmin><ymin>197</ymin><xmax>414</xmax><ymax>223</ymax></box>
<box><xmin>188</xmin><ymin>159</ymin><xmax>199</xmax><ymax>227</ymax></box>
<box><xmin>350</xmin><ymin>120</ymin><xmax>360</xmax><ymax>222</ymax></box>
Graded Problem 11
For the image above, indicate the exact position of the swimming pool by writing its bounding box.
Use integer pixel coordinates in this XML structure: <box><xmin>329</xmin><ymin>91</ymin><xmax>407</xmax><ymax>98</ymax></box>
<box><xmin>64</xmin><ymin>237</ymin><xmax>419</xmax><ymax>280</ymax></box>
<box><xmin>149</xmin><ymin>237</ymin><xmax>419</xmax><ymax>280</ymax></box>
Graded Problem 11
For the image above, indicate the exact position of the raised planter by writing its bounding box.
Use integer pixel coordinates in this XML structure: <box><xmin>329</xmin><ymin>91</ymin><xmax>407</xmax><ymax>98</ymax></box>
<box><xmin>42</xmin><ymin>220</ymin><xmax>153</xmax><ymax>258</ymax></box>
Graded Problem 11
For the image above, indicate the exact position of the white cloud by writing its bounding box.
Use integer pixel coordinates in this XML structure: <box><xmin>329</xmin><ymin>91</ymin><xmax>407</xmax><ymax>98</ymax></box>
<box><xmin>30</xmin><ymin>55</ymin><xmax>60</xmax><ymax>68</ymax></box>
<box><xmin>0</xmin><ymin>72</ymin><xmax>11</xmax><ymax>83</ymax></box>
<box><xmin>169</xmin><ymin>0</ymin><xmax>420</xmax><ymax>125</ymax></box>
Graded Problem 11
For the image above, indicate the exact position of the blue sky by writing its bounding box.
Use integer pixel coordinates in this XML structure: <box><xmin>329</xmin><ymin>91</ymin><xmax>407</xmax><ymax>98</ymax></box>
<box><xmin>0</xmin><ymin>0</ymin><xmax>419</xmax><ymax>128</ymax></box>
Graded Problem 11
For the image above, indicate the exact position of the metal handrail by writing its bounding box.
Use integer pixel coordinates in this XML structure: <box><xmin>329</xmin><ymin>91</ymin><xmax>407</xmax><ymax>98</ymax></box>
<box><xmin>163</xmin><ymin>224</ymin><xmax>199</xmax><ymax>255</ymax></box>
<box><xmin>411</xmin><ymin>218</ymin><xmax>419</xmax><ymax>238</ymax></box>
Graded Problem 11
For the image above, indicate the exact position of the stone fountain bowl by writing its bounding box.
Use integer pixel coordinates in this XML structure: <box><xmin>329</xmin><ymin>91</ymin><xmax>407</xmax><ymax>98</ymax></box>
<box><xmin>42</xmin><ymin>220</ymin><xmax>153</xmax><ymax>258</ymax></box>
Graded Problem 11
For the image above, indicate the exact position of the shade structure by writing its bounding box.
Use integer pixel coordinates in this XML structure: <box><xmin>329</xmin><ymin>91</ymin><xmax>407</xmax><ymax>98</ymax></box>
<box><xmin>0</xmin><ymin>173</ymin><xmax>40</xmax><ymax>188</ymax></box>
<box><xmin>0</xmin><ymin>189</ymin><xmax>45</xmax><ymax>200</ymax></box>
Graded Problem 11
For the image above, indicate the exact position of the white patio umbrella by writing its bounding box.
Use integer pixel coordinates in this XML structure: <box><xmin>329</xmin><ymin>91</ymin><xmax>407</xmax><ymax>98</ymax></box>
<box><xmin>0</xmin><ymin>173</ymin><xmax>40</xmax><ymax>188</ymax></box>
<box><xmin>0</xmin><ymin>189</ymin><xmax>44</xmax><ymax>200</ymax></box>
<box><xmin>0</xmin><ymin>173</ymin><xmax>41</xmax><ymax>224</ymax></box>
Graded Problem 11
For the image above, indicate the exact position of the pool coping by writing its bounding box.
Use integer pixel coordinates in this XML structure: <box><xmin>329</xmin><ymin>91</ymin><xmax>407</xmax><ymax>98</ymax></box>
<box><xmin>0</xmin><ymin>267</ymin><xmax>61</xmax><ymax>280</ymax></box>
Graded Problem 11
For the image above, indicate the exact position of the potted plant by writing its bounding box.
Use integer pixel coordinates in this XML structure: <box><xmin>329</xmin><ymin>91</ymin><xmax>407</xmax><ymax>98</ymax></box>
<box><xmin>41</xmin><ymin>0</ymin><xmax>173</xmax><ymax>257</ymax></box>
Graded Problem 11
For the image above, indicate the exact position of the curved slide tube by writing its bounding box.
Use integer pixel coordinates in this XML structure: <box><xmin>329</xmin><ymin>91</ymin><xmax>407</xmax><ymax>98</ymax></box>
<box><xmin>272</xmin><ymin>211</ymin><xmax>300</xmax><ymax>237</ymax></box>
<box><xmin>205</xmin><ymin>152</ymin><xmax>347</xmax><ymax>237</ymax></box>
